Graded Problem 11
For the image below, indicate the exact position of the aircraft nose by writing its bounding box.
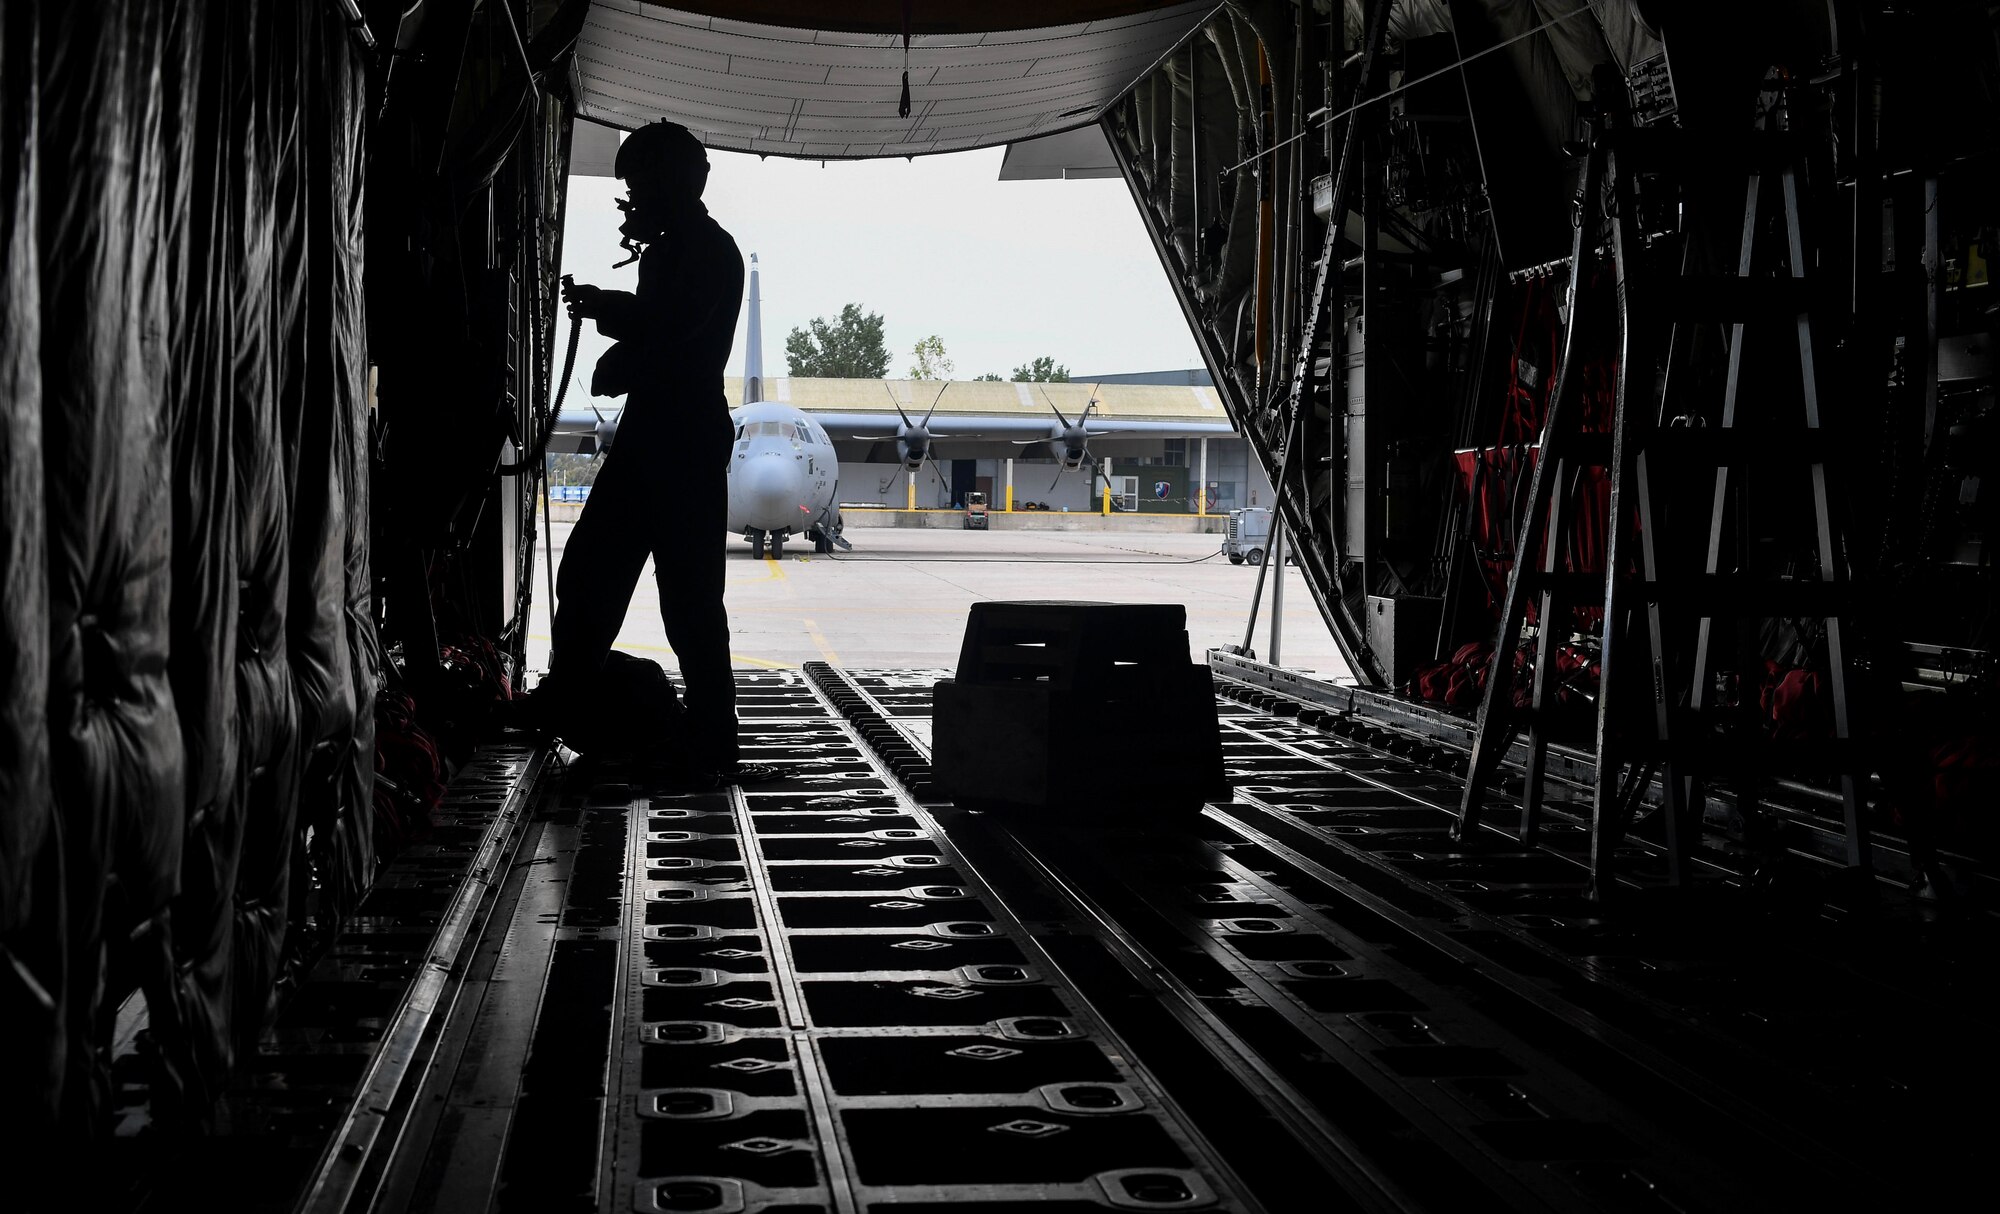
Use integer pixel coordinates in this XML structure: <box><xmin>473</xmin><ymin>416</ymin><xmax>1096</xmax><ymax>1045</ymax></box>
<box><xmin>739</xmin><ymin>454</ymin><xmax>806</xmax><ymax>528</ymax></box>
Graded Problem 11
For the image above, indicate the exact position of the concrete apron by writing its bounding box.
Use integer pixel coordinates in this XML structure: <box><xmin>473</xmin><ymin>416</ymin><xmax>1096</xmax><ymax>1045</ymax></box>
<box><xmin>544</xmin><ymin>501</ymin><xmax>1227</xmax><ymax>534</ymax></box>
<box><xmin>840</xmin><ymin>508</ymin><xmax>1227</xmax><ymax>533</ymax></box>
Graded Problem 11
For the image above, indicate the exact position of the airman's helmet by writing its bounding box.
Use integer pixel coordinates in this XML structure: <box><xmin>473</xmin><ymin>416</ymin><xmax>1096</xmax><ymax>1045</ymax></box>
<box><xmin>615</xmin><ymin>121</ymin><xmax>708</xmax><ymax>197</ymax></box>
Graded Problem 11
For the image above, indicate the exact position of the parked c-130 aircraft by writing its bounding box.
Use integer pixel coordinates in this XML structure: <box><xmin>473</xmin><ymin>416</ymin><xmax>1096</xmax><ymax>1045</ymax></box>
<box><xmin>551</xmin><ymin>253</ymin><xmax>849</xmax><ymax>558</ymax></box>
<box><xmin>722</xmin><ymin>254</ymin><xmax>848</xmax><ymax>558</ymax></box>
<box><xmin>549</xmin><ymin>253</ymin><xmax>1239</xmax><ymax>551</ymax></box>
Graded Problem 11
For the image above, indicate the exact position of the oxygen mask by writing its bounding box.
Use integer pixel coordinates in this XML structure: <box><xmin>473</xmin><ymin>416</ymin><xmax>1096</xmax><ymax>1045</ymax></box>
<box><xmin>612</xmin><ymin>193</ymin><xmax>662</xmax><ymax>267</ymax></box>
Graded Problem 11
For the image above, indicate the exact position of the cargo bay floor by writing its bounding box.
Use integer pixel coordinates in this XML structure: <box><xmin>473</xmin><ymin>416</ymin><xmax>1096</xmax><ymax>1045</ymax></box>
<box><xmin>519</xmin><ymin>524</ymin><xmax>1350</xmax><ymax>678</ymax></box>
<box><xmin>116</xmin><ymin>666</ymin><xmax>1997</xmax><ymax>1214</ymax></box>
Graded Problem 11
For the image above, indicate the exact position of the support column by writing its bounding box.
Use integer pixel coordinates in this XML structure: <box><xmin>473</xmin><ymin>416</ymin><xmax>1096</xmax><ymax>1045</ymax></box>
<box><xmin>1100</xmin><ymin>457</ymin><xmax>1112</xmax><ymax>515</ymax></box>
<box><xmin>1198</xmin><ymin>438</ymin><xmax>1209</xmax><ymax>514</ymax></box>
<box><xmin>1269</xmin><ymin>510</ymin><xmax>1286</xmax><ymax>666</ymax></box>
<box><xmin>1004</xmin><ymin>458</ymin><xmax>1014</xmax><ymax>511</ymax></box>
<box><xmin>906</xmin><ymin>468</ymin><xmax>915</xmax><ymax>510</ymax></box>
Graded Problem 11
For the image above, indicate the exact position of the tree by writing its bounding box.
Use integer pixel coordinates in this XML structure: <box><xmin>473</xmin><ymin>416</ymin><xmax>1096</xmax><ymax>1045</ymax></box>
<box><xmin>908</xmin><ymin>335</ymin><xmax>954</xmax><ymax>381</ymax></box>
<box><xmin>786</xmin><ymin>303</ymin><xmax>890</xmax><ymax>378</ymax></box>
<box><xmin>1011</xmin><ymin>356</ymin><xmax>1070</xmax><ymax>383</ymax></box>
<box><xmin>974</xmin><ymin>372</ymin><xmax>1003</xmax><ymax>381</ymax></box>
<box><xmin>547</xmin><ymin>452</ymin><xmax>602</xmax><ymax>488</ymax></box>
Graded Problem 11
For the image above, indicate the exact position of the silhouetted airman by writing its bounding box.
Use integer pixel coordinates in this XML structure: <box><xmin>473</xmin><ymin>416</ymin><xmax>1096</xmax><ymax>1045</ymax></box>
<box><xmin>551</xmin><ymin>121</ymin><xmax>744</xmax><ymax>778</ymax></box>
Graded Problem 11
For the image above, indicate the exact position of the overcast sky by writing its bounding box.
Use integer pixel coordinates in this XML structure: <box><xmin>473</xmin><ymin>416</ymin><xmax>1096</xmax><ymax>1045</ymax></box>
<box><xmin>556</xmin><ymin>144</ymin><xmax>1202</xmax><ymax>400</ymax></box>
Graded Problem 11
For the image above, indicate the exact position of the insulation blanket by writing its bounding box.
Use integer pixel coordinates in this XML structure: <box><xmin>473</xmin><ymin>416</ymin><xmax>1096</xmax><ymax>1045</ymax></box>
<box><xmin>1</xmin><ymin>0</ymin><xmax>63</xmax><ymax>1138</ymax></box>
<box><xmin>231</xmin><ymin>0</ymin><xmax>303</xmax><ymax>1071</ymax></box>
<box><xmin>0</xmin><ymin>0</ymin><xmax>377</xmax><ymax>1138</ymax></box>
<box><xmin>39</xmin><ymin>0</ymin><xmax>188</xmax><ymax>1128</ymax></box>
<box><xmin>283</xmin><ymin>0</ymin><xmax>370</xmax><ymax>936</ymax></box>
<box><xmin>161</xmin><ymin>1</ymin><xmax>241</xmax><ymax>1111</ymax></box>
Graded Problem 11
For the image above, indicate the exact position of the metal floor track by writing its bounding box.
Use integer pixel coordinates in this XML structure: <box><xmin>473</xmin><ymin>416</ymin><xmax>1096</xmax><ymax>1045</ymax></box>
<box><xmin>126</xmin><ymin>671</ymin><xmax>1994</xmax><ymax>1213</ymax></box>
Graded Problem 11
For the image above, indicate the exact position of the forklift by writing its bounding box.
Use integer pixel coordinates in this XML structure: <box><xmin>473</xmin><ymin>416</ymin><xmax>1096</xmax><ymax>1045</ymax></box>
<box><xmin>962</xmin><ymin>490</ymin><xmax>990</xmax><ymax>530</ymax></box>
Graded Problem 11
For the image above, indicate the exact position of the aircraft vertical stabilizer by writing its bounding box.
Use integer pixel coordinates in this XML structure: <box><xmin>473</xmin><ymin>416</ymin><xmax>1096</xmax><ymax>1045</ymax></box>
<box><xmin>742</xmin><ymin>252</ymin><xmax>763</xmax><ymax>404</ymax></box>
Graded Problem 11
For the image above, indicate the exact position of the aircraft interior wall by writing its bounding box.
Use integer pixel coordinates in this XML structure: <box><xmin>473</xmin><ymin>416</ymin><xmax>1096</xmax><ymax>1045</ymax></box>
<box><xmin>0</xmin><ymin>0</ymin><xmax>583</xmax><ymax>1178</ymax></box>
<box><xmin>11</xmin><ymin>0</ymin><xmax>2000</xmax><ymax>1199</ymax></box>
<box><xmin>0</xmin><ymin>0</ymin><xmax>381</xmax><ymax>1153</ymax></box>
<box><xmin>1107</xmin><ymin>0</ymin><xmax>2000</xmax><ymax>883</ymax></box>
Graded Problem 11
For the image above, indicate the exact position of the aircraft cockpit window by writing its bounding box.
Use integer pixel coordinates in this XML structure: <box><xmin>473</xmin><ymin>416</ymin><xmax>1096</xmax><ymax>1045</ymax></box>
<box><xmin>794</xmin><ymin>422</ymin><xmax>810</xmax><ymax>442</ymax></box>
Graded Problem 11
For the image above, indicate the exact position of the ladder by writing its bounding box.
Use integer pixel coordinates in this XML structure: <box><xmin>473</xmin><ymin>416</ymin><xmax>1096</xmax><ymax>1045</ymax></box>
<box><xmin>1452</xmin><ymin>121</ymin><xmax>1615</xmax><ymax>850</ymax></box>
<box><xmin>1459</xmin><ymin>71</ymin><xmax>1886</xmax><ymax>900</ymax></box>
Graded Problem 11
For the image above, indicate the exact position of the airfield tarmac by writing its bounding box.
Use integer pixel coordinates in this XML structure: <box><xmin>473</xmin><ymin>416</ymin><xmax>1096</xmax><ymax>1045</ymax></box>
<box><xmin>522</xmin><ymin>521</ymin><xmax>1352</xmax><ymax>680</ymax></box>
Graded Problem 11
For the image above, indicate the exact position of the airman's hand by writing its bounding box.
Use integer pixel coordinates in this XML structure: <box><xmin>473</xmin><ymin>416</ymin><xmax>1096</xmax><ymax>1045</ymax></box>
<box><xmin>562</xmin><ymin>278</ymin><xmax>606</xmax><ymax>319</ymax></box>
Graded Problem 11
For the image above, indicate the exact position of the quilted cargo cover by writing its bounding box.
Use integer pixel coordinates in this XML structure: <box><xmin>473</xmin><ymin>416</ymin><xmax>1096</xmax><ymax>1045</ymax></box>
<box><xmin>0</xmin><ymin>0</ymin><xmax>375</xmax><ymax>1138</ymax></box>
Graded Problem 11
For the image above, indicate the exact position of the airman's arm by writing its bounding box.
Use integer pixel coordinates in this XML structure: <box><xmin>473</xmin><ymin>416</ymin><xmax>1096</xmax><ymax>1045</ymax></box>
<box><xmin>596</xmin><ymin>236</ymin><xmax>736</xmax><ymax>343</ymax></box>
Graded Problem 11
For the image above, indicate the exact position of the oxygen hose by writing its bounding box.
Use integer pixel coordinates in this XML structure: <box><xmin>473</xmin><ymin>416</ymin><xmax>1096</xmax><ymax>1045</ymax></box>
<box><xmin>503</xmin><ymin>275</ymin><xmax>585</xmax><ymax>477</ymax></box>
<box><xmin>504</xmin><ymin>280</ymin><xmax>585</xmax><ymax>659</ymax></box>
<box><xmin>538</xmin><ymin>293</ymin><xmax>586</xmax><ymax>639</ymax></box>
<box><xmin>529</xmin><ymin>283</ymin><xmax>586</xmax><ymax>469</ymax></box>
<box><xmin>551</xmin><ymin>302</ymin><xmax>583</xmax><ymax>427</ymax></box>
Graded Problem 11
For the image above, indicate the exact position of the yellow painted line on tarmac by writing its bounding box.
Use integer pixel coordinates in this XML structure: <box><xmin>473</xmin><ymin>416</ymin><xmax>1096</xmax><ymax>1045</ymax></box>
<box><xmin>617</xmin><ymin>639</ymin><xmax>792</xmax><ymax>671</ymax></box>
<box><xmin>608</xmin><ymin>640</ymin><xmax>681</xmax><ymax>657</ymax></box>
<box><xmin>800</xmin><ymin>618</ymin><xmax>842</xmax><ymax>666</ymax></box>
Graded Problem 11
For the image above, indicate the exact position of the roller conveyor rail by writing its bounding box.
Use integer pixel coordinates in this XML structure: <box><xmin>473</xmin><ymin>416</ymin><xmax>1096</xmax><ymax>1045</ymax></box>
<box><xmin>112</xmin><ymin>670</ymin><xmax>1994</xmax><ymax>1213</ymax></box>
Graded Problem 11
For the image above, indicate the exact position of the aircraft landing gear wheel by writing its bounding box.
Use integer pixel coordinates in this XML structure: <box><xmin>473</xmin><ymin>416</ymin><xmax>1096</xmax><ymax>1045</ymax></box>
<box><xmin>812</xmin><ymin>528</ymin><xmax>834</xmax><ymax>554</ymax></box>
<box><xmin>770</xmin><ymin>533</ymin><xmax>785</xmax><ymax>560</ymax></box>
<box><xmin>1246</xmin><ymin>547</ymin><xmax>1265</xmax><ymax>566</ymax></box>
<box><xmin>751</xmin><ymin>531</ymin><xmax>766</xmax><ymax>559</ymax></box>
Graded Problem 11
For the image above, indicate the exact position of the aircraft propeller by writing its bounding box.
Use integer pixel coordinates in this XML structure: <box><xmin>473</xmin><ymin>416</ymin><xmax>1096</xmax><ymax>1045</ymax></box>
<box><xmin>856</xmin><ymin>381</ymin><xmax>965</xmax><ymax>499</ymax></box>
<box><xmin>856</xmin><ymin>381</ymin><xmax>952</xmax><ymax>470</ymax></box>
<box><xmin>1048</xmin><ymin>453</ymin><xmax>1098</xmax><ymax>494</ymax></box>
<box><xmin>586</xmin><ymin>389</ymin><xmax>623</xmax><ymax>459</ymax></box>
<box><xmin>1012</xmin><ymin>384</ymin><xmax>1108</xmax><ymax>494</ymax></box>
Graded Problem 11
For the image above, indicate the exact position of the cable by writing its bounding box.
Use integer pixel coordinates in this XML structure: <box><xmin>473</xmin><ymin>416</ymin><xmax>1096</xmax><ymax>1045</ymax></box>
<box><xmin>1447</xmin><ymin>0</ymin><xmax>1501</xmax><ymax>263</ymax></box>
<box><xmin>1220</xmin><ymin>3</ymin><xmax>1599</xmax><ymax>179</ymax></box>
<box><xmin>822</xmin><ymin>548</ymin><xmax>1230</xmax><ymax>566</ymax></box>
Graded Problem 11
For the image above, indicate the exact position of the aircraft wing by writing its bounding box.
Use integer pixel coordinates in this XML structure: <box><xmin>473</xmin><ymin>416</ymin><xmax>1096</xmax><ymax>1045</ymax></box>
<box><xmin>1077</xmin><ymin>418</ymin><xmax>1239</xmax><ymax>437</ymax></box>
<box><xmin>807</xmin><ymin>411</ymin><xmax>1237</xmax><ymax>441</ymax></box>
<box><xmin>1004</xmin><ymin>439</ymin><xmax>1058</xmax><ymax>461</ymax></box>
<box><xmin>546</xmin><ymin>409</ymin><xmax>607</xmax><ymax>456</ymax></box>
<box><xmin>546</xmin><ymin>407</ymin><xmax>1238</xmax><ymax>461</ymax></box>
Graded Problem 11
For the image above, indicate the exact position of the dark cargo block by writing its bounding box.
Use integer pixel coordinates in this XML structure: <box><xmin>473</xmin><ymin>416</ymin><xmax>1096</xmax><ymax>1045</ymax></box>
<box><xmin>933</xmin><ymin>602</ymin><xmax>1228</xmax><ymax>815</ymax></box>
